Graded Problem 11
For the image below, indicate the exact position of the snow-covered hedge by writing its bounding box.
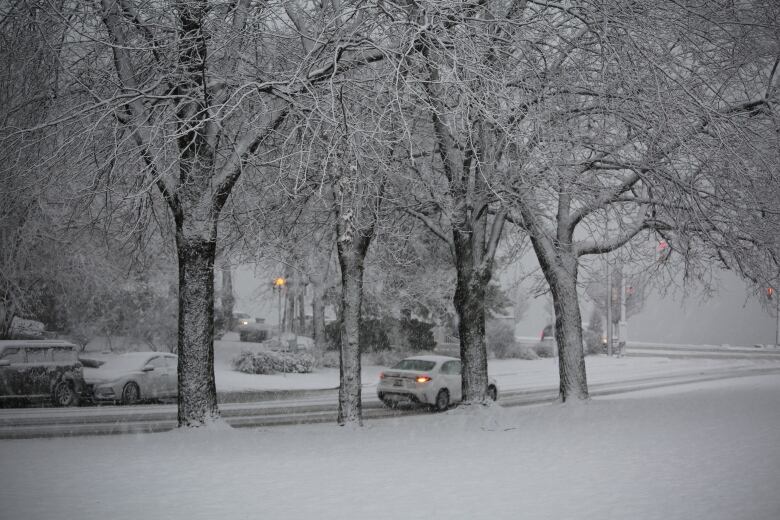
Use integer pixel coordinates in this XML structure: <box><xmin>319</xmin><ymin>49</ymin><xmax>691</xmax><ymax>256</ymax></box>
<box><xmin>317</xmin><ymin>350</ymin><xmax>340</xmax><ymax>368</ymax></box>
<box><xmin>533</xmin><ymin>342</ymin><xmax>556</xmax><ymax>358</ymax></box>
<box><xmin>494</xmin><ymin>344</ymin><xmax>539</xmax><ymax>360</ymax></box>
<box><xmin>232</xmin><ymin>349</ymin><xmax>315</xmax><ymax>374</ymax></box>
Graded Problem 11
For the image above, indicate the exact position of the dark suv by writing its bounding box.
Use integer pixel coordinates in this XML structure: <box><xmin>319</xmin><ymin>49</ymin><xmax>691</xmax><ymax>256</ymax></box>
<box><xmin>0</xmin><ymin>340</ymin><xmax>85</xmax><ymax>407</ymax></box>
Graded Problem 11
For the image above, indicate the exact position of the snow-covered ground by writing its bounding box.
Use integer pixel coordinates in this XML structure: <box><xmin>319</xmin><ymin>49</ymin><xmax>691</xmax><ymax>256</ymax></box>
<box><xmin>213</xmin><ymin>335</ymin><xmax>778</xmax><ymax>394</ymax></box>
<box><xmin>1</xmin><ymin>373</ymin><xmax>779</xmax><ymax>519</ymax></box>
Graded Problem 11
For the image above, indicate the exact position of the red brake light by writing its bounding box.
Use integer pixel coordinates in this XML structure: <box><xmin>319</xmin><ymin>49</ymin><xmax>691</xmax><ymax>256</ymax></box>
<box><xmin>416</xmin><ymin>375</ymin><xmax>432</xmax><ymax>383</ymax></box>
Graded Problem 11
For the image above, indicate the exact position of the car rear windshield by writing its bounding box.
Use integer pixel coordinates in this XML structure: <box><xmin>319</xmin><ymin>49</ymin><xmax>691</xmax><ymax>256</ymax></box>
<box><xmin>392</xmin><ymin>359</ymin><xmax>436</xmax><ymax>371</ymax></box>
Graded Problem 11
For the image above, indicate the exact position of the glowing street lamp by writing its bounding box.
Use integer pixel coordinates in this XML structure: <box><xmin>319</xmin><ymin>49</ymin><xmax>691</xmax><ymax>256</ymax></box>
<box><xmin>273</xmin><ymin>277</ymin><xmax>286</xmax><ymax>340</ymax></box>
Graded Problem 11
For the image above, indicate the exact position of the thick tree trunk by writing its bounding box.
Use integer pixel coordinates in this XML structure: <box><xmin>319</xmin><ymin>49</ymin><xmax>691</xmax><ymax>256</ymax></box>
<box><xmin>337</xmin><ymin>251</ymin><xmax>365</xmax><ymax>426</ymax></box>
<box><xmin>453</xmin><ymin>261</ymin><xmax>490</xmax><ymax>403</ymax></box>
<box><xmin>451</xmin><ymin>220</ymin><xmax>495</xmax><ymax>403</ymax></box>
<box><xmin>537</xmin><ymin>249</ymin><xmax>589</xmax><ymax>401</ymax></box>
<box><xmin>176</xmin><ymin>235</ymin><xmax>220</xmax><ymax>426</ymax></box>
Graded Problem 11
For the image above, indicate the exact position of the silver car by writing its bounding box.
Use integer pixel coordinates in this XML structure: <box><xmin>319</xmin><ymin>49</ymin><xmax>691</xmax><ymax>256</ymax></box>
<box><xmin>377</xmin><ymin>355</ymin><xmax>498</xmax><ymax>411</ymax></box>
<box><xmin>84</xmin><ymin>352</ymin><xmax>177</xmax><ymax>404</ymax></box>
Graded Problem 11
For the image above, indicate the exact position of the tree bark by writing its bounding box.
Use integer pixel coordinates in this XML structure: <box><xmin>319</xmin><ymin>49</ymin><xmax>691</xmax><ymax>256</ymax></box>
<box><xmin>175</xmin><ymin>234</ymin><xmax>220</xmax><ymax>426</ymax></box>
<box><xmin>533</xmin><ymin>240</ymin><xmax>589</xmax><ymax>401</ymax></box>
<box><xmin>337</xmin><ymin>249</ymin><xmax>365</xmax><ymax>426</ymax></box>
<box><xmin>221</xmin><ymin>265</ymin><xmax>235</xmax><ymax>330</ymax></box>
<box><xmin>453</xmin><ymin>231</ymin><xmax>491</xmax><ymax>403</ymax></box>
<box><xmin>311</xmin><ymin>272</ymin><xmax>327</xmax><ymax>350</ymax></box>
<box><xmin>298</xmin><ymin>284</ymin><xmax>306</xmax><ymax>335</ymax></box>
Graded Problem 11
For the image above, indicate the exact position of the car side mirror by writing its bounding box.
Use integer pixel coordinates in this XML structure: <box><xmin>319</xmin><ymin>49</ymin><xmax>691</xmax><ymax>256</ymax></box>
<box><xmin>142</xmin><ymin>366</ymin><xmax>154</xmax><ymax>372</ymax></box>
<box><xmin>0</xmin><ymin>359</ymin><xmax>10</xmax><ymax>367</ymax></box>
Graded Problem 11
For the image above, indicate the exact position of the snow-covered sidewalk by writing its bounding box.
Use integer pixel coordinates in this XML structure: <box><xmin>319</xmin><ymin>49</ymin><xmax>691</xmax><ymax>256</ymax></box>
<box><xmin>2</xmin><ymin>373</ymin><xmax>779</xmax><ymax>520</ymax></box>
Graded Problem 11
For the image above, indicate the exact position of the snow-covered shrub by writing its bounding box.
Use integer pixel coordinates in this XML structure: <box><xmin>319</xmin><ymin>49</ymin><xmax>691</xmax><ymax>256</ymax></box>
<box><xmin>232</xmin><ymin>349</ymin><xmax>315</xmax><ymax>374</ymax></box>
<box><xmin>316</xmin><ymin>350</ymin><xmax>340</xmax><ymax>368</ymax></box>
<box><xmin>498</xmin><ymin>344</ymin><xmax>539</xmax><ymax>360</ymax></box>
<box><xmin>533</xmin><ymin>341</ymin><xmax>557</xmax><ymax>358</ymax></box>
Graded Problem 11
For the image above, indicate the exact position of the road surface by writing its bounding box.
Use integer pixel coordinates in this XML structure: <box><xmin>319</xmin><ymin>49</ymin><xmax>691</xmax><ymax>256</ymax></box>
<box><xmin>1</xmin><ymin>356</ymin><xmax>778</xmax><ymax>439</ymax></box>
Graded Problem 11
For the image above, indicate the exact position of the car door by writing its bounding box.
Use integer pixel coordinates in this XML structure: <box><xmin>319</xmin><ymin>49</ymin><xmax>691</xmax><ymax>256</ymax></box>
<box><xmin>143</xmin><ymin>356</ymin><xmax>167</xmax><ymax>398</ymax></box>
<box><xmin>24</xmin><ymin>347</ymin><xmax>51</xmax><ymax>398</ymax></box>
<box><xmin>0</xmin><ymin>347</ymin><xmax>26</xmax><ymax>398</ymax></box>
<box><xmin>162</xmin><ymin>356</ymin><xmax>178</xmax><ymax>397</ymax></box>
<box><xmin>439</xmin><ymin>360</ymin><xmax>463</xmax><ymax>402</ymax></box>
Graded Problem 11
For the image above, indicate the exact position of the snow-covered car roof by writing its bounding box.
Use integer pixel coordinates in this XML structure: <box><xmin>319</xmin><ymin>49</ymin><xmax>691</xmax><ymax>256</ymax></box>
<box><xmin>0</xmin><ymin>340</ymin><xmax>78</xmax><ymax>349</ymax></box>
<box><xmin>401</xmin><ymin>355</ymin><xmax>458</xmax><ymax>363</ymax></box>
<box><xmin>116</xmin><ymin>351</ymin><xmax>175</xmax><ymax>360</ymax></box>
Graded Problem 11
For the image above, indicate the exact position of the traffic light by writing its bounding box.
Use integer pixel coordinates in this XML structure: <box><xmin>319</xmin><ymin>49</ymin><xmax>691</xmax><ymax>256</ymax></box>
<box><xmin>768</xmin><ymin>287</ymin><xmax>775</xmax><ymax>300</ymax></box>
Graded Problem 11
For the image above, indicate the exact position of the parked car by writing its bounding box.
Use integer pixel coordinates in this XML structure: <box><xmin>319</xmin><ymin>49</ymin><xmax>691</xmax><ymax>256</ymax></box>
<box><xmin>84</xmin><ymin>352</ymin><xmax>177</xmax><ymax>404</ymax></box>
<box><xmin>238</xmin><ymin>317</ymin><xmax>270</xmax><ymax>342</ymax></box>
<box><xmin>0</xmin><ymin>340</ymin><xmax>84</xmax><ymax>407</ymax></box>
<box><xmin>232</xmin><ymin>312</ymin><xmax>252</xmax><ymax>330</ymax></box>
<box><xmin>377</xmin><ymin>355</ymin><xmax>498</xmax><ymax>412</ymax></box>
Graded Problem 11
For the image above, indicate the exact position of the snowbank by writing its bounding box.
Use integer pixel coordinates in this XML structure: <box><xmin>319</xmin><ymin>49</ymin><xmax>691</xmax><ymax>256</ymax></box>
<box><xmin>1</xmin><ymin>375</ymin><xmax>779</xmax><ymax>520</ymax></box>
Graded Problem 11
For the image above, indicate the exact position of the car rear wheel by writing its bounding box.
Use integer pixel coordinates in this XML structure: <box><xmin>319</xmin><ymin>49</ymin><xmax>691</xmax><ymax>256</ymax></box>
<box><xmin>488</xmin><ymin>385</ymin><xmax>498</xmax><ymax>402</ymax></box>
<box><xmin>380</xmin><ymin>398</ymin><xmax>397</xmax><ymax>409</ymax></box>
<box><xmin>53</xmin><ymin>381</ymin><xmax>77</xmax><ymax>407</ymax></box>
<box><xmin>121</xmin><ymin>382</ymin><xmax>141</xmax><ymax>405</ymax></box>
<box><xmin>434</xmin><ymin>389</ymin><xmax>450</xmax><ymax>412</ymax></box>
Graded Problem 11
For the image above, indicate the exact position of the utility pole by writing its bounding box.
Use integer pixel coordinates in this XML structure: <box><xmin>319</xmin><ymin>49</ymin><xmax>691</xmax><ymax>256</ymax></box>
<box><xmin>606</xmin><ymin>259</ymin><xmax>613</xmax><ymax>357</ymax></box>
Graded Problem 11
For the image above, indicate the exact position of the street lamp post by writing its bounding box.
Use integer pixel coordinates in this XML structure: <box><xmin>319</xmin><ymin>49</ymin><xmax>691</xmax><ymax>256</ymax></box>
<box><xmin>273</xmin><ymin>277</ymin><xmax>287</xmax><ymax>375</ymax></box>
<box><xmin>273</xmin><ymin>277</ymin><xmax>286</xmax><ymax>342</ymax></box>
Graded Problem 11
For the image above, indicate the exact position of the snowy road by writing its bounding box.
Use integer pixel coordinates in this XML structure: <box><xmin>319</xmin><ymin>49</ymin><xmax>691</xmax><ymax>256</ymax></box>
<box><xmin>1</xmin><ymin>356</ymin><xmax>778</xmax><ymax>439</ymax></box>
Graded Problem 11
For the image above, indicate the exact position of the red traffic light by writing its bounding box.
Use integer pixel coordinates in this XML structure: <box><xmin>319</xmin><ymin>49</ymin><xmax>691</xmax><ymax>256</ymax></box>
<box><xmin>768</xmin><ymin>287</ymin><xmax>775</xmax><ymax>300</ymax></box>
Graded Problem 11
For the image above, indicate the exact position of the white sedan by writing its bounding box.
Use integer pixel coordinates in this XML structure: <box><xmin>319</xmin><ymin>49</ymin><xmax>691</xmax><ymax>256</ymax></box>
<box><xmin>377</xmin><ymin>355</ymin><xmax>498</xmax><ymax>411</ymax></box>
<box><xmin>84</xmin><ymin>352</ymin><xmax>177</xmax><ymax>404</ymax></box>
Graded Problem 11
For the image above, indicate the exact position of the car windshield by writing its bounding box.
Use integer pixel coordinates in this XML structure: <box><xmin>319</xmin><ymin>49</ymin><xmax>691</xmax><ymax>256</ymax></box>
<box><xmin>99</xmin><ymin>354</ymin><xmax>151</xmax><ymax>371</ymax></box>
<box><xmin>392</xmin><ymin>359</ymin><xmax>436</xmax><ymax>371</ymax></box>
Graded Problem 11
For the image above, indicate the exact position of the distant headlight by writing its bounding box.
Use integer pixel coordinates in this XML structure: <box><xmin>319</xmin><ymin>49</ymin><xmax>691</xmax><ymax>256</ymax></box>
<box><xmin>240</xmin><ymin>320</ymin><xmax>249</xmax><ymax>326</ymax></box>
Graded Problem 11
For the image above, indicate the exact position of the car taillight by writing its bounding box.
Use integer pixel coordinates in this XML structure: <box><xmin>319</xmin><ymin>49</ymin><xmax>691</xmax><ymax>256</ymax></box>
<box><xmin>416</xmin><ymin>375</ymin><xmax>432</xmax><ymax>383</ymax></box>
